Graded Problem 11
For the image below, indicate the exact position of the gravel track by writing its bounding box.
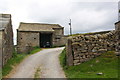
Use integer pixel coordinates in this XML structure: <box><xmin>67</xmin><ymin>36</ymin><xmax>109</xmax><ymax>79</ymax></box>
<box><xmin>8</xmin><ymin>47</ymin><xmax>66</xmax><ymax>78</ymax></box>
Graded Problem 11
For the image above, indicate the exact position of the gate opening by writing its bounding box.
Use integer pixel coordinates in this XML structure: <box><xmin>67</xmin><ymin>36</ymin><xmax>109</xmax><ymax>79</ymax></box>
<box><xmin>40</xmin><ymin>33</ymin><xmax>52</xmax><ymax>48</ymax></box>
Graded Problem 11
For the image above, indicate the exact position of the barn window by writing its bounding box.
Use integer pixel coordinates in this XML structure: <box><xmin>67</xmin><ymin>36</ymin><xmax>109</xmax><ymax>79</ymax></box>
<box><xmin>21</xmin><ymin>38</ymin><xmax>22</xmax><ymax>39</ymax></box>
<box><xmin>34</xmin><ymin>38</ymin><xmax>36</xmax><ymax>39</ymax></box>
<box><xmin>55</xmin><ymin>37</ymin><xmax>60</xmax><ymax>39</ymax></box>
<box><xmin>55</xmin><ymin>35</ymin><xmax>61</xmax><ymax>39</ymax></box>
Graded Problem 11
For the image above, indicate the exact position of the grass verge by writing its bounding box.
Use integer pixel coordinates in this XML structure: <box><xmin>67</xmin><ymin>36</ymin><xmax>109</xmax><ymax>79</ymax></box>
<box><xmin>2</xmin><ymin>53</ymin><xmax>26</xmax><ymax>77</ymax></box>
<box><xmin>0</xmin><ymin>69</ymin><xmax>2</xmax><ymax>79</ymax></box>
<box><xmin>52</xmin><ymin>45</ymin><xmax>65</xmax><ymax>48</ymax></box>
<box><xmin>59</xmin><ymin>49</ymin><xmax>118</xmax><ymax>78</ymax></box>
<box><xmin>59</xmin><ymin>48</ymin><xmax>66</xmax><ymax>68</ymax></box>
<box><xmin>29</xmin><ymin>47</ymin><xmax>42</xmax><ymax>54</ymax></box>
<box><xmin>2</xmin><ymin>47</ymin><xmax>41</xmax><ymax>77</ymax></box>
<box><xmin>34</xmin><ymin>67</ymin><xmax>41</xmax><ymax>79</ymax></box>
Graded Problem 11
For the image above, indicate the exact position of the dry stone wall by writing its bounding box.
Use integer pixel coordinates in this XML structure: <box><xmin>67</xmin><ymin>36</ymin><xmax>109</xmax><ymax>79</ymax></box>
<box><xmin>115</xmin><ymin>22</ymin><xmax>120</xmax><ymax>55</ymax></box>
<box><xmin>66</xmin><ymin>31</ymin><xmax>116</xmax><ymax>66</ymax></box>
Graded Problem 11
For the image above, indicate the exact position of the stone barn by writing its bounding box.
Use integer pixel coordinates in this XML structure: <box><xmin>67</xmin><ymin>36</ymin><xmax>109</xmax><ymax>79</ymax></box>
<box><xmin>17</xmin><ymin>22</ymin><xmax>67</xmax><ymax>53</ymax></box>
<box><xmin>0</xmin><ymin>14</ymin><xmax>13</xmax><ymax>67</ymax></box>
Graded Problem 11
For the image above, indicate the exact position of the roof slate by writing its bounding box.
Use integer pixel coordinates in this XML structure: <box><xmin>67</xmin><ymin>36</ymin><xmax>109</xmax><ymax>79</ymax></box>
<box><xmin>18</xmin><ymin>22</ymin><xmax>63</xmax><ymax>32</ymax></box>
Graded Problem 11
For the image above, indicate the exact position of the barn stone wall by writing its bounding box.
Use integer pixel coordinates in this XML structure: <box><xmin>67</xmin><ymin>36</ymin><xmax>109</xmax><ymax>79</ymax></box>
<box><xmin>52</xmin><ymin>28</ymin><xmax>66</xmax><ymax>47</ymax></box>
<box><xmin>0</xmin><ymin>14</ymin><xmax>13</xmax><ymax>68</ymax></box>
<box><xmin>53</xmin><ymin>28</ymin><xmax>64</xmax><ymax>36</ymax></box>
<box><xmin>17</xmin><ymin>31</ymin><xmax>39</xmax><ymax>53</ymax></box>
<box><xmin>53</xmin><ymin>35</ymin><xmax>68</xmax><ymax>47</ymax></box>
<box><xmin>66</xmin><ymin>31</ymin><xmax>116</xmax><ymax>66</ymax></box>
<box><xmin>0</xmin><ymin>31</ymin><xmax>2</xmax><ymax>68</ymax></box>
<box><xmin>2</xmin><ymin>21</ymin><xmax>13</xmax><ymax>66</ymax></box>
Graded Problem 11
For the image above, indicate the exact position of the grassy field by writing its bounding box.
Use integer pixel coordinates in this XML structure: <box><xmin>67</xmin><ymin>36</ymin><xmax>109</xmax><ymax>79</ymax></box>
<box><xmin>70</xmin><ymin>31</ymin><xmax>111</xmax><ymax>36</ymax></box>
<box><xmin>2</xmin><ymin>47</ymin><xmax>41</xmax><ymax>77</ymax></box>
<box><xmin>59</xmin><ymin>49</ymin><xmax>119</xmax><ymax>78</ymax></box>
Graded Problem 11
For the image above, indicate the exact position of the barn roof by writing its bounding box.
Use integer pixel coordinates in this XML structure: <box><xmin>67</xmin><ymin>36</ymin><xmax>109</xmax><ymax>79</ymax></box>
<box><xmin>0</xmin><ymin>14</ymin><xmax>11</xmax><ymax>31</ymax></box>
<box><xmin>115</xmin><ymin>21</ymin><xmax>120</xmax><ymax>25</ymax></box>
<box><xmin>18</xmin><ymin>22</ymin><xmax>64</xmax><ymax>32</ymax></box>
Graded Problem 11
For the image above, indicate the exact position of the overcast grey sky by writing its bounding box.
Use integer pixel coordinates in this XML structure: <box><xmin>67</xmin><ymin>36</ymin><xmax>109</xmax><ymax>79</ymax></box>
<box><xmin>0</xmin><ymin>0</ymin><xmax>119</xmax><ymax>44</ymax></box>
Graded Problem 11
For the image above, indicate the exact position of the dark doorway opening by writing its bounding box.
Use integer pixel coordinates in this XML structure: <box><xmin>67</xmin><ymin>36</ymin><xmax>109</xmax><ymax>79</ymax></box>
<box><xmin>40</xmin><ymin>33</ymin><xmax>52</xmax><ymax>48</ymax></box>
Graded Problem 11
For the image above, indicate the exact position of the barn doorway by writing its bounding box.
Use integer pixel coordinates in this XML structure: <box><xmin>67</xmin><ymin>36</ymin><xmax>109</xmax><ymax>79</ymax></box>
<box><xmin>40</xmin><ymin>33</ymin><xmax>52</xmax><ymax>48</ymax></box>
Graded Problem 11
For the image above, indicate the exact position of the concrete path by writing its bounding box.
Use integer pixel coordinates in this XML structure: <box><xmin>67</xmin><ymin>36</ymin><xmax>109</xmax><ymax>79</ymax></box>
<box><xmin>8</xmin><ymin>47</ymin><xmax>66</xmax><ymax>78</ymax></box>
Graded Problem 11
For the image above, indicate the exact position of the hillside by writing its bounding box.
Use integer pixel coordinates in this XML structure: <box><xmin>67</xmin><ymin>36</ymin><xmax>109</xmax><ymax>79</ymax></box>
<box><xmin>60</xmin><ymin>49</ymin><xmax>118</xmax><ymax>78</ymax></box>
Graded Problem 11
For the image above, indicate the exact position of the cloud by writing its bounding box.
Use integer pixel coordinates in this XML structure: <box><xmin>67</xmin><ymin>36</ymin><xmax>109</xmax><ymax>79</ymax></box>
<box><xmin>70</xmin><ymin>2</ymin><xmax>118</xmax><ymax>33</ymax></box>
<box><xmin>0</xmin><ymin>0</ymin><xmax>118</xmax><ymax>44</ymax></box>
<box><xmin>70</xmin><ymin>0</ymin><xmax>119</xmax><ymax>2</ymax></box>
